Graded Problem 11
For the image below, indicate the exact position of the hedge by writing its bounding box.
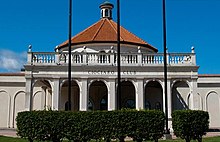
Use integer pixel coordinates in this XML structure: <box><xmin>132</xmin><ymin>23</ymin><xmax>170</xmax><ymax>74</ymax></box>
<box><xmin>172</xmin><ymin>110</ymin><xmax>209</xmax><ymax>142</ymax></box>
<box><xmin>16</xmin><ymin>110</ymin><xmax>165</xmax><ymax>142</ymax></box>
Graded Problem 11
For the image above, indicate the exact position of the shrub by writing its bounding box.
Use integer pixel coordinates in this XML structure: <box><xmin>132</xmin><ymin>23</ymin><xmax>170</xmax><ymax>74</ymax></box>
<box><xmin>17</xmin><ymin>110</ymin><xmax>165</xmax><ymax>142</ymax></box>
<box><xmin>172</xmin><ymin>110</ymin><xmax>209</xmax><ymax>142</ymax></box>
<box><xmin>16</xmin><ymin>111</ymin><xmax>39</xmax><ymax>142</ymax></box>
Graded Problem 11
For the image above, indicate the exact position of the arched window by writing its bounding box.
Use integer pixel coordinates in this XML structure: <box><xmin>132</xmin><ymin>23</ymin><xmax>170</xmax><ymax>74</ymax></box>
<box><xmin>145</xmin><ymin>101</ymin><xmax>151</xmax><ymax>110</ymax></box>
<box><xmin>100</xmin><ymin>95</ymin><xmax>107</xmax><ymax>110</ymax></box>
<box><xmin>88</xmin><ymin>98</ymin><xmax>94</xmax><ymax>111</ymax></box>
<box><xmin>124</xmin><ymin>99</ymin><xmax>135</xmax><ymax>109</ymax></box>
<box><xmin>65</xmin><ymin>101</ymin><xmax>71</xmax><ymax>111</ymax></box>
<box><xmin>155</xmin><ymin>102</ymin><xmax>161</xmax><ymax>110</ymax></box>
<box><xmin>105</xmin><ymin>9</ymin><xmax>109</xmax><ymax>17</ymax></box>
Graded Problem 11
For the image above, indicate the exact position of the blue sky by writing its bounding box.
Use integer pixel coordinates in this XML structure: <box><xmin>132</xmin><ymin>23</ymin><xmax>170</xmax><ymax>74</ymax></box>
<box><xmin>0</xmin><ymin>0</ymin><xmax>220</xmax><ymax>74</ymax></box>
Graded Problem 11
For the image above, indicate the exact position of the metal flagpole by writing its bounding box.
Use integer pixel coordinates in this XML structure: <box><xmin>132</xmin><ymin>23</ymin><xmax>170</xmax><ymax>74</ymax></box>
<box><xmin>163</xmin><ymin>0</ymin><xmax>170</xmax><ymax>134</ymax></box>
<box><xmin>117</xmin><ymin>0</ymin><xmax>121</xmax><ymax>109</ymax></box>
<box><xmin>68</xmin><ymin>0</ymin><xmax>72</xmax><ymax>111</ymax></box>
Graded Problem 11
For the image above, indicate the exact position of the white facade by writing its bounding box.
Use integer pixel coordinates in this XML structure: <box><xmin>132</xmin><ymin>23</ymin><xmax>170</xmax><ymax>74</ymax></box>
<box><xmin>0</xmin><ymin>45</ymin><xmax>220</xmax><ymax>129</ymax></box>
<box><xmin>0</xmin><ymin>2</ymin><xmax>220</xmax><ymax>130</ymax></box>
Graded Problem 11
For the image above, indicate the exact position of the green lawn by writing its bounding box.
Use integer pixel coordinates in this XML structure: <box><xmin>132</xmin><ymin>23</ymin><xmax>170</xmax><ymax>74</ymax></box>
<box><xmin>1</xmin><ymin>135</ymin><xmax>220</xmax><ymax>142</ymax></box>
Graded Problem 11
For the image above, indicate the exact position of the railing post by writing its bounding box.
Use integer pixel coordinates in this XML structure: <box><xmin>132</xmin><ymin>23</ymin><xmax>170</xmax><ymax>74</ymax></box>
<box><xmin>110</xmin><ymin>46</ymin><xmax>115</xmax><ymax>65</ymax></box>
<box><xmin>137</xmin><ymin>46</ymin><xmax>142</xmax><ymax>65</ymax></box>
<box><xmin>191</xmin><ymin>46</ymin><xmax>196</xmax><ymax>65</ymax></box>
<box><xmin>166</xmin><ymin>48</ymin><xmax>169</xmax><ymax>65</ymax></box>
<box><xmin>83</xmin><ymin>46</ymin><xmax>87</xmax><ymax>65</ymax></box>
<box><xmin>55</xmin><ymin>48</ymin><xmax>60</xmax><ymax>64</ymax></box>
<box><xmin>27</xmin><ymin>45</ymin><xmax>32</xmax><ymax>64</ymax></box>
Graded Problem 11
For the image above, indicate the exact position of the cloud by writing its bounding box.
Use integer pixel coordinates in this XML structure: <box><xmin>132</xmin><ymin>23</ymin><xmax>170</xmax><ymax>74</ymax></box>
<box><xmin>0</xmin><ymin>49</ymin><xmax>26</xmax><ymax>72</ymax></box>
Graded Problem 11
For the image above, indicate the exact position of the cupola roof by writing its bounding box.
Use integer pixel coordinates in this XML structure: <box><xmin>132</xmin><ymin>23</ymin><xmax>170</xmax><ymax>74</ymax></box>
<box><xmin>57</xmin><ymin>2</ymin><xmax>157</xmax><ymax>52</ymax></box>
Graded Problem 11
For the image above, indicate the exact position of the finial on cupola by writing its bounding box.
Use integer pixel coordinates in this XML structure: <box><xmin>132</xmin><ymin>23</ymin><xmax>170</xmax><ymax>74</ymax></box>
<box><xmin>99</xmin><ymin>1</ymin><xmax>114</xmax><ymax>19</ymax></box>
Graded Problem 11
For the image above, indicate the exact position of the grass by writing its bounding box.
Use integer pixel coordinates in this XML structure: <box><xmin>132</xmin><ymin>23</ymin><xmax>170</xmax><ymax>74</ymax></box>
<box><xmin>1</xmin><ymin>136</ymin><xmax>220</xmax><ymax>142</ymax></box>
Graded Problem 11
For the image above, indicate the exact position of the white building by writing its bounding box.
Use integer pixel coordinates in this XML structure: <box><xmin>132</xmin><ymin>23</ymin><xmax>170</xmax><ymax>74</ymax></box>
<box><xmin>0</xmin><ymin>1</ymin><xmax>220</xmax><ymax>129</ymax></box>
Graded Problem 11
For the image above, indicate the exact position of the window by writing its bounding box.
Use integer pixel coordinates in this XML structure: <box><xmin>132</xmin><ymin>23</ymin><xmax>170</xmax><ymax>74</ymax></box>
<box><xmin>105</xmin><ymin>9</ymin><xmax>109</xmax><ymax>17</ymax></box>
<box><xmin>88</xmin><ymin>98</ymin><xmax>94</xmax><ymax>111</ymax></box>
<box><xmin>65</xmin><ymin>101</ymin><xmax>71</xmax><ymax>111</ymax></box>
<box><xmin>145</xmin><ymin>101</ymin><xmax>151</xmax><ymax>110</ymax></box>
<box><xmin>100</xmin><ymin>95</ymin><xmax>107</xmax><ymax>110</ymax></box>
<box><xmin>124</xmin><ymin>99</ymin><xmax>135</xmax><ymax>109</ymax></box>
<box><xmin>155</xmin><ymin>102</ymin><xmax>161</xmax><ymax>110</ymax></box>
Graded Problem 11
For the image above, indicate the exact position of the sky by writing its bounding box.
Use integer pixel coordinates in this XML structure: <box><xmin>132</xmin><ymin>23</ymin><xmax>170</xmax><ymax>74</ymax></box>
<box><xmin>0</xmin><ymin>0</ymin><xmax>220</xmax><ymax>74</ymax></box>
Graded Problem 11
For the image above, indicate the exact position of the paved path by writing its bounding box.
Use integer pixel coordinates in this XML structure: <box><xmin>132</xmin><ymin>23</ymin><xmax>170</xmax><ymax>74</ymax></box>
<box><xmin>0</xmin><ymin>128</ymin><xmax>17</xmax><ymax>137</ymax></box>
<box><xmin>1</xmin><ymin>128</ymin><xmax>220</xmax><ymax>139</ymax></box>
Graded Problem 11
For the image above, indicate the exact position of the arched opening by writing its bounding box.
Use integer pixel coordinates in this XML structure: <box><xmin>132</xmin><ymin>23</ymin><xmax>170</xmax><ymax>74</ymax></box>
<box><xmin>207</xmin><ymin>92</ymin><xmax>220</xmax><ymax>128</ymax></box>
<box><xmin>61</xmin><ymin>80</ymin><xmax>80</xmax><ymax>111</ymax></box>
<box><xmin>13</xmin><ymin>91</ymin><xmax>25</xmax><ymax>128</ymax></box>
<box><xmin>120</xmin><ymin>81</ymin><xmax>135</xmax><ymax>109</ymax></box>
<box><xmin>0</xmin><ymin>91</ymin><xmax>10</xmax><ymax>127</ymax></box>
<box><xmin>88</xmin><ymin>98</ymin><xmax>94</xmax><ymax>111</ymax></box>
<box><xmin>172</xmin><ymin>81</ymin><xmax>190</xmax><ymax>111</ymax></box>
<box><xmin>32</xmin><ymin>80</ymin><xmax>52</xmax><ymax>110</ymax></box>
<box><xmin>89</xmin><ymin>81</ymin><xmax>108</xmax><ymax>110</ymax></box>
<box><xmin>145</xmin><ymin>81</ymin><xmax>163</xmax><ymax>110</ymax></box>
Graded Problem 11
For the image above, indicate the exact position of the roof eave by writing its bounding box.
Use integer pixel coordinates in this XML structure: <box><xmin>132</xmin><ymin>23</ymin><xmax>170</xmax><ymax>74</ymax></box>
<box><xmin>56</xmin><ymin>41</ymin><xmax>158</xmax><ymax>52</ymax></box>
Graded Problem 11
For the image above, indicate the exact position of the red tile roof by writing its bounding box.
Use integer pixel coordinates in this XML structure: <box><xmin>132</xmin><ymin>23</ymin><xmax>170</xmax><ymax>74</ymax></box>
<box><xmin>0</xmin><ymin>73</ymin><xmax>25</xmax><ymax>76</ymax></box>
<box><xmin>57</xmin><ymin>18</ymin><xmax>158</xmax><ymax>52</ymax></box>
<box><xmin>198</xmin><ymin>74</ymin><xmax>220</xmax><ymax>77</ymax></box>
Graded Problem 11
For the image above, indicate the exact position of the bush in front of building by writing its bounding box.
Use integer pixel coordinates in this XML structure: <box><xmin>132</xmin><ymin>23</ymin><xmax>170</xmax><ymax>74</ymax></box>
<box><xmin>17</xmin><ymin>110</ymin><xmax>165</xmax><ymax>142</ymax></box>
<box><xmin>17</xmin><ymin>110</ymin><xmax>67</xmax><ymax>142</ymax></box>
<box><xmin>172</xmin><ymin>110</ymin><xmax>209</xmax><ymax>142</ymax></box>
<box><xmin>16</xmin><ymin>111</ymin><xmax>38</xmax><ymax>142</ymax></box>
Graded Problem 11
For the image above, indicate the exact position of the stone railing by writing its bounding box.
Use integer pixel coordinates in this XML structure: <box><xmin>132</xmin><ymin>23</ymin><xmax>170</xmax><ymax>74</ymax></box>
<box><xmin>27</xmin><ymin>51</ymin><xmax>196</xmax><ymax>66</ymax></box>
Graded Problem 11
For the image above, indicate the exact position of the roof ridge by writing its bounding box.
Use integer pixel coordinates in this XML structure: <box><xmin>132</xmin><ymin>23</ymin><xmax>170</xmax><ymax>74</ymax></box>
<box><xmin>117</xmin><ymin>21</ymin><xmax>155</xmax><ymax>49</ymax></box>
<box><xmin>70</xmin><ymin>20</ymin><xmax>103</xmax><ymax>42</ymax></box>
<box><xmin>92</xmin><ymin>19</ymin><xmax>106</xmax><ymax>41</ymax></box>
<box><xmin>108</xmin><ymin>19</ymin><xmax>124</xmax><ymax>41</ymax></box>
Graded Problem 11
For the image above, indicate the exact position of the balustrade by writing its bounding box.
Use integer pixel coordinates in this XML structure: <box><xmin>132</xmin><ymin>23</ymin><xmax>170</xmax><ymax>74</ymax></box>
<box><xmin>28</xmin><ymin>52</ymin><xmax>195</xmax><ymax>66</ymax></box>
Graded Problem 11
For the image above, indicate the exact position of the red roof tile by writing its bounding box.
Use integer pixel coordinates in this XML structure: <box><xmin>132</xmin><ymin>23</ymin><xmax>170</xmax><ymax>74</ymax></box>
<box><xmin>57</xmin><ymin>18</ymin><xmax>157</xmax><ymax>52</ymax></box>
<box><xmin>0</xmin><ymin>73</ymin><xmax>25</xmax><ymax>76</ymax></box>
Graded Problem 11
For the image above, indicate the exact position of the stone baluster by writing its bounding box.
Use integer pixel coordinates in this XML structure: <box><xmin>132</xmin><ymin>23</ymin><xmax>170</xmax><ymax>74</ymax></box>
<box><xmin>55</xmin><ymin>47</ymin><xmax>60</xmax><ymax>64</ymax></box>
<box><xmin>166</xmin><ymin>48</ymin><xmax>169</xmax><ymax>65</ymax></box>
<box><xmin>191</xmin><ymin>46</ymin><xmax>196</xmax><ymax>65</ymax></box>
<box><xmin>137</xmin><ymin>46</ymin><xmax>142</xmax><ymax>65</ymax></box>
<box><xmin>27</xmin><ymin>45</ymin><xmax>32</xmax><ymax>65</ymax></box>
<box><xmin>82</xmin><ymin>46</ymin><xmax>87</xmax><ymax>65</ymax></box>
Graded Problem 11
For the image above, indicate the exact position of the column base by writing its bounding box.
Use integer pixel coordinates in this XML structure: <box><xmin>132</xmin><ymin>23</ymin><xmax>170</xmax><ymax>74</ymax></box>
<box><xmin>163</xmin><ymin>133</ymin><xmax>172</xmax><ymax>140</ymax></box>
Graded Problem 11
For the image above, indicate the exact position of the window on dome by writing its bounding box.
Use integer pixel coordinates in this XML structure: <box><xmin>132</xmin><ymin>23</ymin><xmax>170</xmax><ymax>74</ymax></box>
<box><xmin>105</xmin><ymin>9</ymin><xmax>109</xmax><ymax>17</ymax></box>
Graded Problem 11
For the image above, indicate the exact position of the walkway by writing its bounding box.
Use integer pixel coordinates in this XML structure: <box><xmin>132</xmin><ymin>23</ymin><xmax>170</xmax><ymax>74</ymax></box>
<box><xmin>1</xmin><ymin>128</ymin><xmax>220</xmax><ymax>139</ymax></box>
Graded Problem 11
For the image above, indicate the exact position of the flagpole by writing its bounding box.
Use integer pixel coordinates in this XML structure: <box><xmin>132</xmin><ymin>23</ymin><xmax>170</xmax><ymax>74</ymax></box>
<box><xmin>68</xmin><ymin>0</ymin><xmax>72</xmax><ymax>111</ymax></box>
<box><xmin>117</xmin><ymin>0</ymin><xmax>121</xmax><ymax>109</ymax></box>
<box><xmin>163</xmin><ymin>0</ymin><xmax>170</xmax><ymax>134</ymax></box>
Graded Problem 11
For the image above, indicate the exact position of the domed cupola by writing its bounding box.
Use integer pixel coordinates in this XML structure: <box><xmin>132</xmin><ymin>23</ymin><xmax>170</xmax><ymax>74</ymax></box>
<box><xmin>99</xmin><ymin>1</ymin><xmax>114</xmax><ymax>19</ymax></box>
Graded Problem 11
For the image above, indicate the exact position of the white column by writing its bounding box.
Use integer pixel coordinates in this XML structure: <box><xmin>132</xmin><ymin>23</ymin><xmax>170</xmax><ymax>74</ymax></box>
<box><xmin>80</xmin><ymin>79</ymin><xmax>88</xmax><ymax>111</ymax></box>
<box><xmin>52</xmin><ymin>79</ymin><xmax>60</xmax><ymax>110</ymax></box>
<box><xmin>41</xmin><ymin>86</ymin><xmax>47</xmax><ymax>110</ymax></box>
<box><xmin>167</xmin><ymin>80</ymin><xmax>172</xmax><ymax>119</ymax></box>
<box><xmin>162</xmin><ymin>80</ymin><xmax>172</xmax><ymax>130</ymax></box>
<box><xmin>191</xmin><ymin>79</ymin><xmax>198</xmax><ymax>110</ymax></box>
<box><xmin>108</xmin><ymin>79</ymin><xmax>116</xmax><ymax>111</ymax></box>
<box><xmin>167</xmin><ymin>80</ymin><xmax>172</xmax><ymax>129</ymax></box>
<box><xmin>46</xmin><ymin>88</ymin><xmax>52</xmax><ymax>109</ymax></box>
<box><xmin>25</xmin><ymin>78</ymin><xmax>32</xmax><ymax>111</ymax></box>
<box><xmin>136</xmin><ymin>79</ymin><xmax>144</xmax><ymax>110</ymax></box>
